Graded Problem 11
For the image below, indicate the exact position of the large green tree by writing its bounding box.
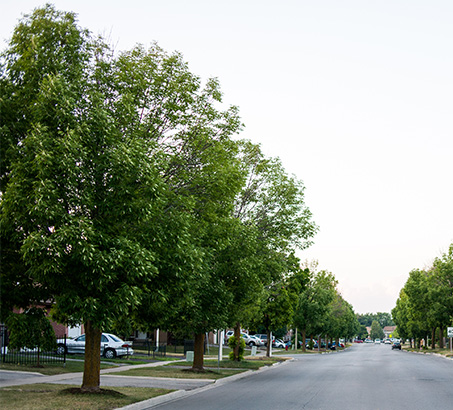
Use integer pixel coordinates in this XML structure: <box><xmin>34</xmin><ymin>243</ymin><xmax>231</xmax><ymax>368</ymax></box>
<box><xmin>234</xmin><ymin>147</ymin><xmax>318</xmax><ymax>356</ymax></box>
<box><xmin>1</xmin><ymin>6</ymin><xmax>164</xmax><ymax>391</ymax></box>
<box><xmin>293</xmin><ymin>267</ymin><xmax>337</xmax><ymax>351</ymax></box>
<box><xmin>370</xmin><ymin>320</ymin><xmax>384</xmax><ymax>340</ymax></box>
<box><xmin>0</xmin><ymin>5</ymin><xmax>245</xmax><ymax>388</ymax></box>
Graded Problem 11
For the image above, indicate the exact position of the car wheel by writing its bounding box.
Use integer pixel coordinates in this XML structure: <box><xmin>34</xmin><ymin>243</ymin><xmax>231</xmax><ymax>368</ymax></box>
<box><xmin>56</xmin><ymin>344</ymin><xmax>67</xmax><ymax>355</ymax></box>
<box><xmin>104</xmin><ymin>348</ymin><xmax>116</xmax><ymax>359</ymax></box>
<box><xmin>249</xmin><ymin>342</ymin><xmax>255</xmax><ymax>346</ymax></box>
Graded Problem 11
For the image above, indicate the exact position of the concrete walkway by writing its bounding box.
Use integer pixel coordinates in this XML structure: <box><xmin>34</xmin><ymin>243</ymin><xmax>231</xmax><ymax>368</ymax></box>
<box><xmin>0</xmin><ymin>354</ymin><xmax>281</xmax><ymax>409</ymax></box>
<box><xmin>0</xmin><ymin>359</ymin><xmax>203</xmax><ymax>389</ymax></box>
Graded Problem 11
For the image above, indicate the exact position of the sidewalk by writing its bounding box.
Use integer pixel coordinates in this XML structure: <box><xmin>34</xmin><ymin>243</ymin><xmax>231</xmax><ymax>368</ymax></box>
<box><xmin>0</xmin><ymin>354</ymin><xmax>283</xmax><ymax>409</ymax></box>
<box><xmin>0</xmin><ymin>359</ymin><xmax>188</xmax><ymax>389</ymax></box>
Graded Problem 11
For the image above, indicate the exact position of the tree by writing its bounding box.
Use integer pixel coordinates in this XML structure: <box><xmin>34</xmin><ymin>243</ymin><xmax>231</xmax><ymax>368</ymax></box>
<box><xmin>327</xmin><ymin>292</ymin><xmax>358</xmax><ymax>345</ymax></box>
<box><xmin>293</xmin><ymin>267</ymin><xmax>337</xmax><ymax>351</ymax></box>
<box><xmin>392</xmin><ymin>244</ymin><xmax>453</xmax><ymax>349</ymax></box>
<box><xmin>369</xmin><ymin>320</ymin><xmax>384</xmax><ymax>340</ymax></box>
<box><xmin>1</xmin><ymin>5</ymin><xmax>244</xmax><ymax>388</ymax></box>
<box><xmin>357</xmin><ymin>312</ymin><xmax>394</xmax><ymax>328</ymax></box>
<box><xmin>6</xmin><ymin>308</ymin><xmax>57</xmax><ymax>367</ymax></box>
<box><xmin>233</xmin><ymin>147</ymin><xmax>318</xmax><ymax>357</ymax></box>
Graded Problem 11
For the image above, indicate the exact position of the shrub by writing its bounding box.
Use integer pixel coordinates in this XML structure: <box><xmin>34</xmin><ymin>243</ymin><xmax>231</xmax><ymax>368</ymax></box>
<box><xmin>228</xmin><ymin>335</ymin><xmax>246</xmax><ymax>361</ymax></box>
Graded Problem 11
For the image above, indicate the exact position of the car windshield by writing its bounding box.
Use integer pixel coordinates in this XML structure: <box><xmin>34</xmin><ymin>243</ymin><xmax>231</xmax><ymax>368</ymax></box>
<box><xmin>108</xmin><ymin>334</ymin><xmax>122</xmax><ymax>342</ymax></box>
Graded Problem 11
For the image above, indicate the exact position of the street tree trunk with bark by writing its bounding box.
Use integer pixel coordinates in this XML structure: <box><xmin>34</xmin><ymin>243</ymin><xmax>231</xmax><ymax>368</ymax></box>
<box><xmin>192</xmin><ymin>333</ymin><xmax>205</xmax><ymax>371</ymax></box>
<box><xmin>81</xmin><ymin>321</ymin><xmax>102</xmax><ymax>392</ymax></box>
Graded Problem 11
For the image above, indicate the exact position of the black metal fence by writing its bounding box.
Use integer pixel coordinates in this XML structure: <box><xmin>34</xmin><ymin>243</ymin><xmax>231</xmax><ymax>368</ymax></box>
<box><xmin>131</xmin><ymin>340</ymin><xmax>167</xmax><ymax>358</ymax></box>
<box><xmin>0</xmin><ymin>325</ymin><xmax>66</xmax><ymax>365</ymax></box>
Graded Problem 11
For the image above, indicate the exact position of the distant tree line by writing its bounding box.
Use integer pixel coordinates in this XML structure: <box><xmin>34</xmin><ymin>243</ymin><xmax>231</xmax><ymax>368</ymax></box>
<box><xmin>392</xmin><ymin>245</ymin><xmax>453</xmax><ymax>348</ymax></box>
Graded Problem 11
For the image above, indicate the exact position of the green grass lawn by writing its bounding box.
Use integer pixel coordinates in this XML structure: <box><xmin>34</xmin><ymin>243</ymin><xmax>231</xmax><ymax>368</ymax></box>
<box><xmin>403</xmin><ymin>346</ymin><xmax>453</xmax><ymax>357</ymax></box>
<box><xmin>0</xmin><ymin>383</ymin><xmax>173</xmax><ymax>410</ymax></box>
<box><xmin>113</xmin><ymin>365</ymin><xmax>247</xmax><ymax>379</ymax></box>
<box><xmin>0</xmin><ymin>361</ymin><xmax>115</xmax><ymax>375</ymax></box>
<box><xmin>114</xmin><ymin>356</ymin><xmax>286</xmax><ymax>379</ymax></box>
<box><xmin>172</xmin><ymin>357</ymin><xmax>285</xmax><ymax>369</ymax></box>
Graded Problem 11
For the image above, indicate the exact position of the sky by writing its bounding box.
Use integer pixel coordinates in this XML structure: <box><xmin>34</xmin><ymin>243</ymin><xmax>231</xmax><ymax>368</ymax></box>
<box><xmin>2</xmin><ymin>1</ymin><xmax>452</xmax><ymax>315</ymax></box>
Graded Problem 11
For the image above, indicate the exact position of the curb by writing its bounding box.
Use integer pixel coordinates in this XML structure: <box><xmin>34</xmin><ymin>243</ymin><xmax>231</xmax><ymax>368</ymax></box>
<box><xmin>402</xmin><ymin>349</ymin><xmax>453</xmax><ymax>361</ymax></box>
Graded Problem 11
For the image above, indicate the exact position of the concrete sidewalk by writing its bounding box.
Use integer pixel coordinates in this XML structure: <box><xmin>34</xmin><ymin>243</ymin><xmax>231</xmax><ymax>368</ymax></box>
<box><xmin>0</xmin><ymin>355</ymin><xmax>284</xmax><ymax>409</ymax></box>
<box><xmin>0</xmin><ymin>359</ymin><xmax>185</xmax><ymax>388</ymax></box>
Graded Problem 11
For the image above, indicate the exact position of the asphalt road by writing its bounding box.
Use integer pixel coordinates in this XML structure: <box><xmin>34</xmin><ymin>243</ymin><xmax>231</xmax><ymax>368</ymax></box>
<box><xmin>151</xmin><ymin>344</ymin><xmax>453</xmax><ymax>410</ymax></box>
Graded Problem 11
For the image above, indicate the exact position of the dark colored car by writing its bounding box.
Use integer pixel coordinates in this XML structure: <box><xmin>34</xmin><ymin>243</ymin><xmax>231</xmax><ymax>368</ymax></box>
<box><xmin>391</xmin><ymin>342</ymin><xmax>401</xmax><ymax>350</ymax></box>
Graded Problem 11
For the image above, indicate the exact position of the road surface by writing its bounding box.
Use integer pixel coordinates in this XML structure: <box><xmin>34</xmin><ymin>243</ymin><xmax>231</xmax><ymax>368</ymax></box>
<box><xmin>151</xmin><ymin>343</ymin><xmax>453</xmax><ymax>410</ymax></box>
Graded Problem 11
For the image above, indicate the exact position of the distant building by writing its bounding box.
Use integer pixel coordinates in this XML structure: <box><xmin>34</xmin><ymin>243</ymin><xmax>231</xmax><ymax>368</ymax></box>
<box><xmin>383</xmin><ymin>326</ymin><xmax>396</xmax><ymax>339</ymax></box>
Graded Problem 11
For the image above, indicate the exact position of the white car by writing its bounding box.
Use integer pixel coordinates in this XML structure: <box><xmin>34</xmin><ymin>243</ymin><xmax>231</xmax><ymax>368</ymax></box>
<box><xmin>273</xmin><ymin>339</ymin><xmax>287</xmax><ymax>348</ymax></box>
<box><xmin>247</xmin><ymin>335</ymin><xmax>264</xmax><ymax>346</ymax></box>
<box><xmin>57</xmin><ymin>333</ymin><xmax>133</xmax><ymax>359</ymax></box>
<box><xmin>374</xmin><ymin>339</ymin><xmax>381</xmax><ymax>344</ymax></box>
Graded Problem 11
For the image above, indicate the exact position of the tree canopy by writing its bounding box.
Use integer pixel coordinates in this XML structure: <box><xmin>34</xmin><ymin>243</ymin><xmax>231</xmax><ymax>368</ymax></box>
<box><xmin>392</xmin><ymin>244</ymin><xmax>453</xmax><ymax>348</ymax></box>
<box><xmin>0</xmin><ymin>4</ymin><xmax>321</xmax><ymax>386</ymax></box>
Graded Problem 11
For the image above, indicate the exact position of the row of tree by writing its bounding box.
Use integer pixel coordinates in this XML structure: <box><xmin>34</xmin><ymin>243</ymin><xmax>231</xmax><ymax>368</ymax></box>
<box><xmin>0</xmin><ymin>6</ymin><xmax>321</xmax><ymax>392</ymax></box>
<box><xmin>392</xmin><ymin>244</ymin><xmax>453</xmax><ymax>348</ymax></box>
<box><xmin>356</xmin><ymin>312</ymin><xmax>394</xmax><ymax>339</ymax></box>
<box><xmin>293</xmin><ymin>262</ymin><xmax>358</xmax><ymax>351</ymax></box>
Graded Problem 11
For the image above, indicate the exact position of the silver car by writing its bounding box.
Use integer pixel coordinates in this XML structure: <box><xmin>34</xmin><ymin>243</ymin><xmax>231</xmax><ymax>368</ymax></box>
<box><xmin>57</xmin><ymin>333</ymin><xmax>133</xmax><ymax>359</ymax></box>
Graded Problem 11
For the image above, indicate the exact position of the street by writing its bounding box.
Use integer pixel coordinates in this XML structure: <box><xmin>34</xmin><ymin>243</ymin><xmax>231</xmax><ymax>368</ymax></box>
<box><xmin>152</xmin><ymin>344</ymin><xmax>453</xmax><ymax>410</ymax></box>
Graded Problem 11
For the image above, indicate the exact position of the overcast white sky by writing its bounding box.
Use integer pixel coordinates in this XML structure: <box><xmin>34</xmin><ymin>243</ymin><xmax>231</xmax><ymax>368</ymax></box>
<box><xmin>2</xmin><ymin>1</ymin><xmax>452</xmax><ymax>314</ymax></box>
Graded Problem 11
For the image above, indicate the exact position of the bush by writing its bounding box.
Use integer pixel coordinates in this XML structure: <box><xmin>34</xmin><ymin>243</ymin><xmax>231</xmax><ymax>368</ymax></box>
<box><xmin>228</xmin><ymin>336</ymin><xmax>246</xmax><ymax>361</ymax></box>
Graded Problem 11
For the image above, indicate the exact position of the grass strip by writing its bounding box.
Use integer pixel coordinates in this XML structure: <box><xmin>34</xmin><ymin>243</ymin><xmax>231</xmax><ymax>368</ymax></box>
<box><xmin>113</xmin><ymin>366</ymin><xmax>247</xmax><ymax>379</ymax></box>
<box><xmin>0</xmin><ymin>361</ymin><xmax>115</xmax><ymax>375</ymax></box>
<box><xmin>168</xmin><ymin>358</ymin><xmax>284</xmax><ymax>370</ymax></box>
<box><xmin>0</xmin><ymin>383</ymin><xmax>173</xmax><ymax>410</ymax></box>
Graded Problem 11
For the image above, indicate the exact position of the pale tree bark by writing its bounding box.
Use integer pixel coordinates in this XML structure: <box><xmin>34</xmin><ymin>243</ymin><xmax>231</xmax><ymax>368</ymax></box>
<box><xmin>81</xmin><ymin>320</ymin><xmax>102</xmax><ymax>392</ymax></box>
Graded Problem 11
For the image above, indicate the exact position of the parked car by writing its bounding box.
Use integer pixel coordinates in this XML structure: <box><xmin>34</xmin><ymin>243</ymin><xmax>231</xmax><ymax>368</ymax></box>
<box><xmin>57</xmin><ymin>333</ymin><xmax>133</xmax><ymax>359</ymax></box>
<box><xmin>240</xmin><ymin>333</ymin><xmax>253</xmax><ymax>344</ymax></box>
<box><xmin>384</xmin><ymin>339</ymin><xmax>391</xmax><ymax>344</ymax></box>
<box><xmin>255</xmin><ymin>334</ymin><xmax>268</xmax><ymax>346</ymax></box>
<box><xmin>247</xmin><ymin>335</ymin><xmax>264</xmax><ymax>347</ymax></box>
<box><xmin>392</xmin><ymin>341</ymin><xmax>402</xmax><ymax>350</ymax></box>
<box><xmin>364</xmin><ymin>339</ymin><xmax>373</xmax><ymax>343</ymax></box>
<box><xmin>273</xmin><ymin>339</ymin><xmax>286</xmax><ymax>348</ymax></box>
<box><xmin>224</xmin><ymin>330</ymin><xmax>235</xmax><ymax>343</ymax></box>
<box><xmin>374</xmin><ymin>339</ymin><xmax>381</xmax><ymax>344</ymax></box>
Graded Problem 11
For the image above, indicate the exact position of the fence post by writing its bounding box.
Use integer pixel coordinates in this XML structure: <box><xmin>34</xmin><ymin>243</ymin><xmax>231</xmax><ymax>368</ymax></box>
<box><xmin>1</xmin><ymin>326</ymin><xmax>5</xmax><ymax>363</ymax></box>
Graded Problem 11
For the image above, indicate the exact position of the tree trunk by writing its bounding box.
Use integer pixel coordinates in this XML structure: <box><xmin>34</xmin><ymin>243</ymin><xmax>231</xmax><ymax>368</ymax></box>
<box><xmin>301</xmin><ymin>328</ymin><xmax>306</xmax><ymax>352</ymax></box>
<box><xmin>439</xmin><ymin>327</ymin><xmax>444</xmax><ymax>348</ymax></box>
<box><xmin>81</xmin><ymin>320</ymin><xmax>102</xmax><ymax>392</ymax></box>
<box><xmin>431</xmin><ymin>327</ymin><xmax>436</xmax><ymax>349</ymax></box>
<box><xmin>266</xmin><ymin>329</ymin><xmax>271</xmax><ymax>357</ymax></box>
<box><xmin>192</xmin><ymin>333</ymin><xmax>205</xmax><ymax>371</ymax></box>
<box><xmin>233</xmin><ymin>322</ymin><xmax>241</xmax><ymax>361</ymax></box>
